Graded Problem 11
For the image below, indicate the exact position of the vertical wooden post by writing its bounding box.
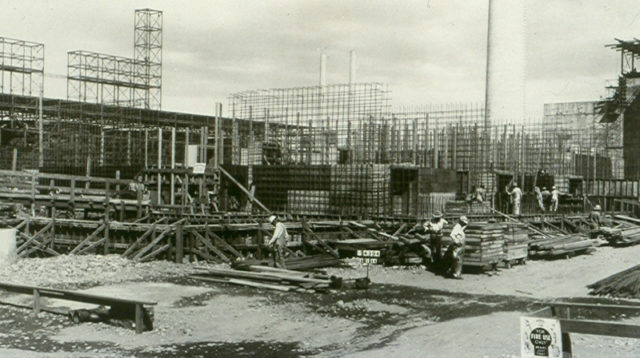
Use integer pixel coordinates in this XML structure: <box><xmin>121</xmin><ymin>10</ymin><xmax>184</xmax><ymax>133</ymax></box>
<box><xmin>176</xmin><ymin>224</ymin><xmax>184</xmax><ymax>264</ymax></box>
<box><xmin>104</xmin><ymin>182</ymin><xmax>111</xmax><ymax>255</ymax></box>
<box><xmin>144</xmin><ymin>129</ymin><xmax>149</xmax><ymax>169</ymax></box>
<box><xmin>297</xmin><ymin>112</ymin><xmax>302</xmax><ymax>164</ymax></box>
<box><xmin>33</xmin><ymin>289</ymin><xmax>40</xmax><ymax>315</ymax></box>
<box><xmin>184</xmin><ymin>128</ymin><xmax>190</xmax><ymax>166</ymax></box>
<box><xmin>170</xmin><ymin>127</ymin><xmax>176</xmax><ymax>206</ymax></box>
<box><xmin>12</xmin><ymin>148</ymin><xmax>17</xmax><ymax>171</ymax></box>
<box><xmin>157</xmin><ymin>128</ymin><xmax>163</xmax><ymax>205</ymax></box>
<box><xmin>85</xmin><ymin>156</ymin><xmax>92</xmax><ymax>190</ymax></box>
<box><xmin>115</xmin><ymin>170</ymin><xmax>121</xmax><ymax>192</ymax></box>
<box><xmin>135</xmin><ymin>304</ymin><xmax>144</xmax><ymax>334</ymax></box>
<box><xmin>100</xmin><ymin>128</ymin><xmax>105</xmax><ymax>166</ymax></box>
<box><xmin>412</xmin><ymin>119</ymin><xmax>418</xmax><ymax>165</ymax></box>
<box><xmin>127</xmin><ymin>131</ymin><xmax>132</xmax><ymax>166</ymax></box>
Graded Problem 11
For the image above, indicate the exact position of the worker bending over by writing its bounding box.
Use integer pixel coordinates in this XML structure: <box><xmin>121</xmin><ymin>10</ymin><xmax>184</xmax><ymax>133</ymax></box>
<box><xmin>506</xmin><ymin>183</ymin><xmax>522</xmax><ymax>216</ymax></box>
<box><xmin>447</xmin><ymin>216</ymin><xmax>468</xmax><ymax>279</ymax></box>
<box><xmin>589</xmin><ymin>205</ymin><xmax>602</xmax><ymax>230</ymax></box>
<box><xmin>424</xmin><ymin>211</ymin><xmax>448</xmax><ymax>269</ymax></box>
<box><xmin>267</xmin><ymin>215</ymin><xmax>290</xmax><ymax>269</ymax></box>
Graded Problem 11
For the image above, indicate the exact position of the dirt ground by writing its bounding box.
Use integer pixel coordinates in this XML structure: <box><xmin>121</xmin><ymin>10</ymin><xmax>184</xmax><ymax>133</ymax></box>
<box><xmin>0</xmin><ymin>245</ymin><xmax>640</xmax><ymax>357</ymax></box>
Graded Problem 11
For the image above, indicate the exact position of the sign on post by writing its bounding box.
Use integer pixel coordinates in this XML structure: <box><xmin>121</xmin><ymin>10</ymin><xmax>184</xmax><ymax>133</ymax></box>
<box><xmin>356</xmin><ymin>249</ymin><xmax>380</xmax><ymax>264</ymax></box>
<box><xmin>520</xmin><ymin>316</ymin><xmax>562</xmax><ymax>358</ymax></box>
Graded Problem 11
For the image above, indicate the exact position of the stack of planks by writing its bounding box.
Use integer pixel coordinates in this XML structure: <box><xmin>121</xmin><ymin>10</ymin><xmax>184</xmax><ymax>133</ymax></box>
<box><xmin>232</xmin><ymin>254</ymin><xmax>342</xmax><ymax>271</ymax></box>
<box><xmin>189</xmin><ymin>266</ymin><xmax>342</xmax><ymax>293</ymax></box>
<box><xmin>503</xmin><ymin>223</ymin><xmax>529</xmax><ymax>265</ymax></box>
<box><xmin>588</xmin><ymin>264</ymin><xmax>640</xmax><ymax>298</ymax></box>
<box><xmin>463</xmin><ymin>222</ymin><xmax>506</xmax><ymax>268</ymax></box>
<box><xmin>607</xmin><ymin>215</ymin><xmax>640</xmax><ymax>246</ymax></box>
<box><xmin>528</xmin><ymin>233</ymin><xmax>597</xmax><ymax>258</ymax></box>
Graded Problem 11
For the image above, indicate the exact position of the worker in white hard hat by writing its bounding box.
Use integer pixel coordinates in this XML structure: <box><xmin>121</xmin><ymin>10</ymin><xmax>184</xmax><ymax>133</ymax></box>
<box><xmin>446</xmin><ymin>216</ymin><xmax>468</xmax><ymax>279</ymax></box>
<box><xmin>267</xmin><ymin>215</ymin><xmax>290</xmax><ymax>268</ymax></box>
<box><xmin>506</xmin><ymin>182</ymin><xmax>523</xmax><ymax>216</ymax></box>
<box><xmin>424</xmin><ymin>211</ymin><xmax>448</xmax><ymax>270</ymax></box>
<box><xmin>589</xmin><ymin>204</ymin><xmax>602</xmax><ymax>230</ymax></box>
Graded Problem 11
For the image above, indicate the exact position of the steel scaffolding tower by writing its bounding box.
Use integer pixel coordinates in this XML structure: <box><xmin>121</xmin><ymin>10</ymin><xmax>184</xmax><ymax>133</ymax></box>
<box><xmin>134</xmin><ymin>9</ymin><xmax>162</xmax><ymax>110</ymax></box>
<box><xmin>67</xmin><ymin>9</ymin><xmax>162</xmax><ymax>109</ymax></box>
<box><xmin>0</xmin><ymin>37</ymin><xmax>44</xmax><ymax>96</ymax></box>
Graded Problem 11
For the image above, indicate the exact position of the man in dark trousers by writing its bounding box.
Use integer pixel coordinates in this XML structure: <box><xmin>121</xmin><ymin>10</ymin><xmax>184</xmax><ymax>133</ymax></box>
<box><xmin>267</xmin><ymin>215</ymin><xmax>290</xmax><ymax>268</ymax></box>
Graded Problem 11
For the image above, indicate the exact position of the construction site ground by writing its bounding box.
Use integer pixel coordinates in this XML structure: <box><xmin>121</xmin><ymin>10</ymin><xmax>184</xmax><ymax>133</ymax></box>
<box><xmin>1</xmin><ymin>246</ymin><xmax>640</xmax><ymax>357</ymax></box>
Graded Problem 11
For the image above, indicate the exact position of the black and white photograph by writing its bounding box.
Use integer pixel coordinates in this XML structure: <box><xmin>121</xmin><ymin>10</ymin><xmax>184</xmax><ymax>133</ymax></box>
<box><xmin>1</xmin><ymin>0</ymin><xmax>640</xmax><ymax>357</ymax></box>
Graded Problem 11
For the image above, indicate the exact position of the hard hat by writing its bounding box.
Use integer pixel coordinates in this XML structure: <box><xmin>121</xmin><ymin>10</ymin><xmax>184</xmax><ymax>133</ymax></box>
<box><xmin>513</xmin><ymin>183</ymin><xmax>518</xmax><ymax>188</ymax></box>
<box><xmin>542</xmin><ymin>187</ymin><xmax>547</xmax><ymax>190</ymax></box>
<box><xmin>268</xmin><ymin>215</ymin><xmax>277</xmax><ymax>224</ymax></box>
<box><xmin>432</xmin><ymin>211</ymin><xmax>443</xmax><ymax>219</ymax></box>
<box><xmin>459</xmin><ymin>216</ymin><xmax>469</xmax><ymax>224</ymax></box>
<box><xmin>594</xmin><ymin>205</ymin><xmax>601</xmax><ymax>211</ymax></box>
<box><xmin>552</xmin><ymin>186</ymin><xmax>556</xmax><ymax>190</ymax></box>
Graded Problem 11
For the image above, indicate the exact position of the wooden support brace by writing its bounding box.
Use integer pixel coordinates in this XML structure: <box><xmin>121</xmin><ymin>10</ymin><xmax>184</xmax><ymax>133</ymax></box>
<box><xmin>192</xmin><ymin>230</ymin><xmax>231</xmax><ymax>263</ymax></box>
<box><xmin>139</xmin><ymin>244</ymin><xmax>171</xmax><ymax>262</ymax></box>
<box><xmin>16</xmin><ymin>221</ymin><xmax>53</xmax><ymax>253</ymax></box>
<box><xmin>208</xmin><ymin>230</ymin><xmax>245</xmax><ymax>259</ymax></box>
<box><xmin>122</xmin><ymin>218</ymin><xmax>167</xmax><ymax>257</ymax></box>
<box><xmin>76</xmin><ymin>237</ymin><xmax>107</xmax><ymax>255</ymax></box>
<box><xmin>70</xmin><ymin>224</ymin><xmax>106</xmax><ymax>254</ymax></box>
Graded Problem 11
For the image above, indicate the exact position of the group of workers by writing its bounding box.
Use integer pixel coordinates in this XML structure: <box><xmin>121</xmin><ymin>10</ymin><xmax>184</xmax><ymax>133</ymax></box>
<box><xmin>505</xmin><ymin>183</ymin><xmax>562</xmax><ymax>216</ymax></box>
<box><xmin>265</xmin><ymin>211</ymin><xmax>470</xmax><ymax>279</ymax></box>
<box><xmin>423</xmin><ymin>211</ymin><xmax>468</xmax><ymax>279</ymax></box>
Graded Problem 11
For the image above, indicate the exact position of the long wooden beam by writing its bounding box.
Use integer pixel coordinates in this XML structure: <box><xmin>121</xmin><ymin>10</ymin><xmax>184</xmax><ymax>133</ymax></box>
<box><xmin>218</xmin><ymin>167</ymin><xmax>271</xmax><ymax>213</ymax></box>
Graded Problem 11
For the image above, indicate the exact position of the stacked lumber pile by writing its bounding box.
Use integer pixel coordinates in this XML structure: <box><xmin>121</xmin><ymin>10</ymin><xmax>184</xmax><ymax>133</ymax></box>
<box><xmin>190</xmin><ymin>266</ymin><xmax>343</xmax><ymax>293</ymax></box>
<box><xmin>607</xmin><ymin>215</ymin><xmax>640</xmax><ymax>246</ymax></box>
<box><xmin>588</xmin><ymin>264</ymin><xmax>640</xmax><ymax>298</ymax></box>
<box><xmin>232</xmin><ymin>254</ymin><xmax>341</xmax><ymax>271</ymax></box>
<box><xmin>528</xmin><ymin>233</ymin><xmax>597</xmax><ymax>258</ymax></box>
<box><xmin>463</xmin><ymin>222</ymin><xmax>506</xmax><ymax>267</ymax></box>
<box><xmin>503</xmin><ymin>223</ymin><xmax>529</xmax><ymax>263</ymax></box>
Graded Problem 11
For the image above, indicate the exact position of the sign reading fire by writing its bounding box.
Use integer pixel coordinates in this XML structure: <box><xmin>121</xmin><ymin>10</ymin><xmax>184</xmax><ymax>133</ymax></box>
<box><xmin>520</xmin><ymin>316</ymin><xmax>562</xmax><ymax>358</ymax></box>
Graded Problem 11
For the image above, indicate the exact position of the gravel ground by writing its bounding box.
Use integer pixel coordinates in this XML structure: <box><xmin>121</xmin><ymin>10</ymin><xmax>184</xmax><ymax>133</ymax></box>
<box><xmin>0</xmin><ymin>254</ymin><xmax>218</xmax><ymax>288</ymax></box>
<box><xmin>0</xmin><ymin>249</ymin><xmax>640</xmax><ymax>357</ymax></box>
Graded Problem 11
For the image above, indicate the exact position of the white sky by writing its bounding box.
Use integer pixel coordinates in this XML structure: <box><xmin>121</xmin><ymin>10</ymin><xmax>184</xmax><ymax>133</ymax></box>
<box><xmin>2</xmin><ymin>0</ymin><xmax>639</xmax><ymax>117</ymax></box>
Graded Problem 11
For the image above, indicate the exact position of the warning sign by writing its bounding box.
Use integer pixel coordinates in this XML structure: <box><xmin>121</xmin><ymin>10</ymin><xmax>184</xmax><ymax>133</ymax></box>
<box><xmin>520</xmin><ymin>316</ymin><xmax>562</xmax><ymax>358</ymax></box>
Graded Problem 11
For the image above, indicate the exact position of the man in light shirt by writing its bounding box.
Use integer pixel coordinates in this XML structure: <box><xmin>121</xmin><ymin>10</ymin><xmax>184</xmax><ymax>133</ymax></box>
<box><xmin>447</xmin><ymin>216</ymin><xmax>468</xmax><ymax>279</ymax></box>
<box><xmin>506</xmin><ymin>183</ymin><xmax>523</xmax><ymax>216</ymax></box>
<box><xmin>550</xmin><ymin>186</ymin><xmax>560</xmax><ymax>212</ymax></box>
<box><xmin>267</xmin><ymin>215</ymin><xmax>289</xmax><ymax>268</ymax></box>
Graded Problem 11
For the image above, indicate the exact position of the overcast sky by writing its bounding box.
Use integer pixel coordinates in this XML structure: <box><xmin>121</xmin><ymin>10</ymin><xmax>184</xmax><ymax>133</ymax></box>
<box><xmin>2</xmin><ymin>0</ymin><xmax>640</xmax><ymax>116</ymax></box>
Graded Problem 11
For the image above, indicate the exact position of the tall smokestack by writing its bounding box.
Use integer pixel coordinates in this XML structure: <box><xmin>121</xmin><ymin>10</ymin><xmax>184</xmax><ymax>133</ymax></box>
<box><xmin>349</xmin><ymin>50</ymin><xmax>356</xmax><ymax>84</ymax></box>
<box><xmin>484</xmin><ymin>0</ymin><xmax>525</xmax><ymax>127</ymax></box>
<box><xmin>320</xmin><ymin>53</ymin><xmax>327</xmax><ymax>86</ymax></box>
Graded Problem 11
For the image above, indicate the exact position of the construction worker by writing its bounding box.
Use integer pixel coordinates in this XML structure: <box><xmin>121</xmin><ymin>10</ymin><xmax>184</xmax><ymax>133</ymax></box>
<box><xmin>424</xmin><ymin>211</ymin><xmax>448</xmax><ymax>269</ymax></box>
<box><xmin>267</xmin><ymin>215</ymin><xmax>290</xmax><ymax>269</ymax></box>
<box><xmin>589</xmin><ymin>205</ymin><xmax>602</xmax><ymax>230</ymax></box>
<box><xmin>534</xmin><ymin>186</ymin><xmax>545</xmax><ymax>212</ymax></box>
<box><xmin>540</xmin><ymin>187</ymin><xmax>550</xmax><ymax>210</ymax></box>
<box><xmin>447</xmin><ymin>215</ymin><xmax>468</xmax><ymax>279</ymax></box>
<box><xmin>475</xmin><ymin>185</ymin><xmax>486</xmax><ymax>203</ymax></box>
<box><xmin>550</xmin><ymin>186</ymin><xmax>560</xmax><ymax>212</ymax></box>
<box><xmin>506</xmin><ymin>183</ymin><xmax>523</xmax><ymax>216</ymax></box>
